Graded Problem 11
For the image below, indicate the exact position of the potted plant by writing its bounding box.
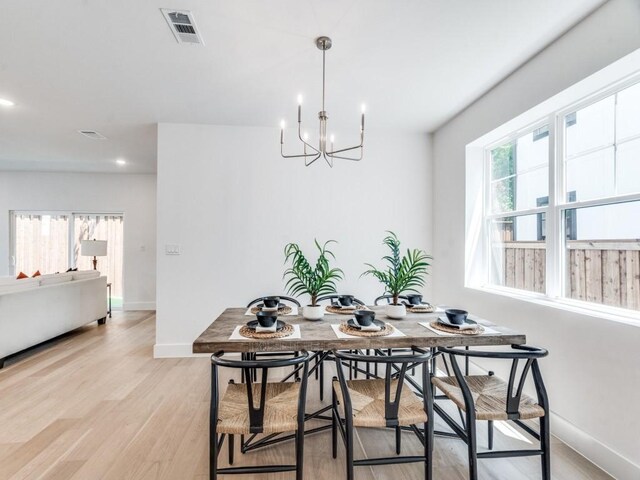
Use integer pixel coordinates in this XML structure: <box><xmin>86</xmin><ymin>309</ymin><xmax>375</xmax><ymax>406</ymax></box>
<box><xmin>362</xmin><ymin>231</ymin><xmax>432</xmax><ymax>319</ymax></box>
<box><xmin>284</xmin><ymin>239</ymin><xmax>344</xmax><ymax>321</ymax></box>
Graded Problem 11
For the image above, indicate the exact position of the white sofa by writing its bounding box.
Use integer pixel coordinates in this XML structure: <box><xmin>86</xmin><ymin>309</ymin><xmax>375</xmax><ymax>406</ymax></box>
<box><xmin>0</xmin><ymin>271</ymin><xmax>107</xmax><ymax>367</ymax></box>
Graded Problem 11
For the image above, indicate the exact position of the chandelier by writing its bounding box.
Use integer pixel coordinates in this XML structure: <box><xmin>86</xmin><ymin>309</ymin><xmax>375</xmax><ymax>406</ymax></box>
<box><xmin>279</xmin><ymin>36</ymin><xmax>365</xmax><ymax>167</ymax></box>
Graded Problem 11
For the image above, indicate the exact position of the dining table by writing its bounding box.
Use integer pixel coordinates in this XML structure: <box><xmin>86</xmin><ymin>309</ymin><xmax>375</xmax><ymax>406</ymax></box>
<box><xmin>192</xmin><ymin>305</ymin><xmax>526</xmax><ymax>354</ymax></box>
<box><xmin>193</xmin><ymin>305</ymin><xmax>527</xmax><ymax>453</ymax></box>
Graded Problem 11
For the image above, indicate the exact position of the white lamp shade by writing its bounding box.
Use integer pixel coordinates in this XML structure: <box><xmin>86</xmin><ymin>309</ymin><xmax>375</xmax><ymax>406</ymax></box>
<box><xmin>81</xmin><ymin>240</ymin><xmax>107</xmax><ymax>257</ymax></box>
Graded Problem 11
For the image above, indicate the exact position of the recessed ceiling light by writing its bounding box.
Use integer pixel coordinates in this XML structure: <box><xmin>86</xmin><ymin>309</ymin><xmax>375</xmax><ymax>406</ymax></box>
<box><xmin>0</xmin><ymin>98</ymin><xmax>15</xmax><ymax>107</ymax></box>
<box><xmin>116</xmin><ymin>159</ymin><xmax>126</xmax><ymax>165</ymax></box>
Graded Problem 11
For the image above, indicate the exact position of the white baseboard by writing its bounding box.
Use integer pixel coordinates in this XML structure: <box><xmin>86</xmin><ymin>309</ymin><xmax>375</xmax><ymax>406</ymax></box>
<box><xmin>153</xmin><ymin>343</ymin><xmax>208</xmax><ymax>358</ymax></box>
<box><xmin>551</xmin><ymin>412</ymin><xmax>639</xmax><ymax>480</ymax></box>
<box><xmin>123</xmin><ymin>301</ymin><xmax>156</xmax><ymax>311</ymax></box>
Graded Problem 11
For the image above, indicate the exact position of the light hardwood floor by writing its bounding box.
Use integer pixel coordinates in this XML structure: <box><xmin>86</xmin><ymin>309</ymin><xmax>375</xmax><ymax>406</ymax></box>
<box><xmin>0</xmin><ymin>312</ymin><xmax>612</xmax><ymax>480</ymax></box>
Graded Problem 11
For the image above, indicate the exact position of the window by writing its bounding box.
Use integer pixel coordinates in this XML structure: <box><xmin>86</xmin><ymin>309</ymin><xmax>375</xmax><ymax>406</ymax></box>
<box><xmin>13</xmin><ymin>213</ymin><xmax>69</xmax><ymax>275</ymax></box>
<box><xmin>470</xmin><ymin>71</ymin><xmax>640</xmax><ymax>316</ymax></box>
<box><xmin>11</xmin><ymin>212</ymin><xmax>124</xmax><ymax>308</ymax></box>
<box><xmin>486</xmin><ymin>125</ymin><xmax>549</xmax><ymax>294</ymax></box>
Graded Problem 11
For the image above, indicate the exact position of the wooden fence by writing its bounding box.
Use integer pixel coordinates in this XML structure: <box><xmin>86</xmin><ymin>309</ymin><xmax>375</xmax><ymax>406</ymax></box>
<box><xmin>501</xmin><ymin>240</ymin><xmax>640</xmax><ymax>310</ymax></box>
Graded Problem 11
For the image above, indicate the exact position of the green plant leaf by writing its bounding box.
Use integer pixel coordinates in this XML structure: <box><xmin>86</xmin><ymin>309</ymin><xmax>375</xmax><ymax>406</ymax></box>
<box><xmin>283</xmin><ymin>239</ymin><xmax>344</xmax><ymax>305</ymax></box>
<box><xmin>361</xmin><ymin>231</ymin><xmax>432</xmax><ymax>297</ymax></box>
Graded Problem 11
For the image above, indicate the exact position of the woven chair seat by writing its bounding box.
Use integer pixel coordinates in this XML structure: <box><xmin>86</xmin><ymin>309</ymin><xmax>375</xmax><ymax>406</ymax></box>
<box><xmin>432</xmin><ymin>375</ymin><xmax>545</xmax><ymax>421</ymax></box>
<box><xmin>333</xmin><ymin>379</ymin><xmax>428</xmax><ymax>428</ymax></box>
<box><xmin>217</xmin><ymin>382</ymin><xmax>301</xmax><ymax>434</ymax></box>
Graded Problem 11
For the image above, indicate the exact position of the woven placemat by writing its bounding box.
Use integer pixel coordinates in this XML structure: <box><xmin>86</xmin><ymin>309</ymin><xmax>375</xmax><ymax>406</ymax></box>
<box><xmin>407</xmin><ymin>304</ymin><xmax>435</xmax><ymax>313</ymax></box>
<box><xmin>338</xmin><ymin>322</ymin><xmax>394</xmax><ymax>337</ymax></box>
<box><xmin>239</xmin><ymin>323</ymin><xmax>294</xmax><ymax>339</ymax></box>
<box><xmin>325</xmin><ymin>305</ymin><xmax>369</xmax><ymax>315</ymax></box>
<box><xmin>429</xmin><ymin>321</ymin><xmax>484</xmax><ymax>336</ymax></box>
<box><xmin>250</xmin><ymin>305</ymin><xmax>293</xmax><ymax>315</ymax></box>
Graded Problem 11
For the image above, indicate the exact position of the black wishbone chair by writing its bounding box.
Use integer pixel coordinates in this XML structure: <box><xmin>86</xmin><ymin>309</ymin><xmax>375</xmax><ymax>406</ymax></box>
<box><xmin>434</xmin><ymin>345</ymin><xmax>550</xmax><ymax>480</ymax></box>
<box><xmin>331</xmin><ymin>348</ymin><xmax>434</xmax><ymax>480</ymax></box>
<box><xmin>209</xmin><ymin>351</ymin><xmax>310</xmax><ymax>480</ymax></box>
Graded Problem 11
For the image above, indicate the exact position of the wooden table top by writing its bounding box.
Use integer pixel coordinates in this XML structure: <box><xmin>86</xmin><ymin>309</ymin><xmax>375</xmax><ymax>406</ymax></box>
<box><xmin>192</xmin><ymin>306</ymin><xmax>526</xmax><ymax>354</ymax></box>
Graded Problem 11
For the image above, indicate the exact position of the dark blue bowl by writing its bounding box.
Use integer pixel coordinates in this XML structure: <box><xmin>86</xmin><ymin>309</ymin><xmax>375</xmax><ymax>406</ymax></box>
<box><xmin>256</xmin><ymin>311</ymin><xmax>278</xmax><ymax>327</ymax></box>
<box><xmin>406</xmin><ymin>294</ymin><xmax>423</xmax><ymax>305</ymax></box>
<box><xmin>338</xmin><ymin>295</ymin><xmax>354</xmax><ymax>306</ymax></box>
<box><xmin>445</xmin><ymin>309</ymin><xmax>468</xmax><ymax>325</ymax></box>
<box><xmin>262</xmin><ymin>296</ymin><xmax>280</xmax><ymax>308</ymax></box>
<box><xmin>354</xmin><ymin>309</ymin><xmax>375</xmax><ymax>326</ymax></box>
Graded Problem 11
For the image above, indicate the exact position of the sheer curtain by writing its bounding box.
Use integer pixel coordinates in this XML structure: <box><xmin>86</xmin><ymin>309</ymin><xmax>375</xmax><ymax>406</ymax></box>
<box><xmin>13</xmin><ymin>213</ymin><xmax>69</xmax><ymax>275</ymax></box>
<box><xmin>73</xmin><ymin>214</ymin><xmax>124</xmax><ymax>302</ymax></box>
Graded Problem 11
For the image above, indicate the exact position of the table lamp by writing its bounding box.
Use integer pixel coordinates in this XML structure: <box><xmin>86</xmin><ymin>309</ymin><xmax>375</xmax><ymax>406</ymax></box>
<box><xmin>81</xmin><ymin>239</ymin><xmax>107</xmax><ymax>271</ymax></box>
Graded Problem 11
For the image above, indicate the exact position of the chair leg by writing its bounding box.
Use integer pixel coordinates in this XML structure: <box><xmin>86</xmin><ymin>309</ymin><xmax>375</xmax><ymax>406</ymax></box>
<box><xmin>296</xmin><ymin>428</ymin><xmax>304</xmax><ymax>480</ymax></box>
<box><xmin>228</xmin><ymin>434</ymin><xmax>234</xmax><ymax>465</ymax></box>
<box><xmin>354</xmin><ymin>351</ymin><xmax>359</xmax><ymax>379</ymax></box>
<box><xmin>319</xmin><ymin>355</ymin><xmax>325</xmax><ymax>401</ymax></box>
<box><xmin>466</xmin><ymin>418</ymin><xmax>478</xmax><ymax>480</ymax></box>
<box><xmin>540</xmin><ymin>414</ymin><xmax>551</xmax><ymax>480</ymax></box>
<box><xmin>364</xmin><ymin>349</ymin><xmax>369</xmax><ymax>379</ymax></box>
<box><xmin>487</xmin><ymin>420</ymin><xmax>494</xmax><ymax>450</ymax></box>
<box><xmin>345</xmin><ymin>423</ymin><xmax>354</xmax><ymax>480</ymax></box>
<box><xmin>332</xmin><ymin>385</ymin><xmax>338</xmax><ymax>459</ymax></box>
<box><xmin>395</xmin><ymin>425</ymin><xmax>402</xmax><ymax>454</ymax></box>
<box><xmin>424</xmin><ymin>421</ymin><xmax>433</xmax><ymax>480</ymax></box>
<box><xmin>240</xmin><ymin>434</ymin><xmax>245</xmax><ymax>454</ymax></box>
<box><xmin>314</xmin><ymin>352</ymin><xmax>319</xmax><ymax>380</ymax></box>
<box><xmin>210</xmin><ymin>432</ymin><xmax>218</xmax><ymax>480</ymax></box>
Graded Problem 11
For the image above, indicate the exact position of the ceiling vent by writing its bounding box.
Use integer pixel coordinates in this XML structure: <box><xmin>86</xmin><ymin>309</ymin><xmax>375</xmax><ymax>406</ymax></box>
<box><xmin>161</xmin><ymin>9</ymin><xmax>204</xmax><ymax>45</ymax></box>
<box><xmin>78</xmin><ymin>130</ymin><xmax>107</xmax><ymax>140</ymax></box>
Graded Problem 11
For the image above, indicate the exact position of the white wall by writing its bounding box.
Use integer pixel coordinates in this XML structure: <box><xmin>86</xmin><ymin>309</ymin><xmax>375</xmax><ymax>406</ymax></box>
<box><xmin>0</xmin><ymin>172</ymin><xmax>156</xmax><ymax>310</ymax></box>
<box><xmin>432</xmin><ymin>0</ymin><xmax>640</xmax><ymax>478</ymax></box>
<box><xmin>156</xmin><ymin>123</ymin><xmax>432</xmax><ymax>356</ymax></box>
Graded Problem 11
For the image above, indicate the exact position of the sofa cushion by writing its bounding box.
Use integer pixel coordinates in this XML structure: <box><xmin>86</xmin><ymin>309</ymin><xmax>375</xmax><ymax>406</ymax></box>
<box><xmin>72</xmin><ymin>270</ymin><xmax>100</xmax><ymax>281</ymax></box>
<box><xmin>39</xmin><ymin>272</ymin><xmax>74</xmax><ymax>286</ymax></box>
<box><xmin>32</xmin><ymin>270</ymin><xmax>41</xmax><ymax>278</ymax></box>
<box><xmin>16</xmin><ymin>272</ymin><xmax>29</xmax><ymax>279</ymax></box>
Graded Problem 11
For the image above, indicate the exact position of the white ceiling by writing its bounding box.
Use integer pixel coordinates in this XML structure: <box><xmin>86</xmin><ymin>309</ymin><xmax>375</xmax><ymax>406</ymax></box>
<box><xmin>0</xmin><ymin>0</ymin><xmax>606</xmax><ymax>173</ymax></box>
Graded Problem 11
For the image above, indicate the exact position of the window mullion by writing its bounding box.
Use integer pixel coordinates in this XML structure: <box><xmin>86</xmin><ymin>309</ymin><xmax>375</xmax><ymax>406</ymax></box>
<box><xmin>546</xmin><ymin>113</ymin><xmax>562</xmax><ymax>299</ymax></box>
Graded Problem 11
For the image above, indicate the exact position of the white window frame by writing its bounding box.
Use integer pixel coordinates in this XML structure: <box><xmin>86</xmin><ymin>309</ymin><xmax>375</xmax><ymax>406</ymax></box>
<box><xmin>466</xmin><ymin>48</ymin><xmax>640</xmax><ymax>324</ymax></box>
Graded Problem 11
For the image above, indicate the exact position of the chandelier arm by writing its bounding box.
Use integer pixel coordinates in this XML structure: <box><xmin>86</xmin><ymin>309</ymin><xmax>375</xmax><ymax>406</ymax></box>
<box><xmin>297</xmin><ymin>121</ymin><xmax>320</xmax><ymax>153</ymax></box>
<box><xmin>326</xmin><ymin>142</ymin><xmax>363</xmax><ymax>155</ymax></box>
<box><xmin>326</xmin><ymin>148</ymin><xmax>363</xmax><ymax>161</ymax></box>
<box><xmin>322</xmin><ymin>151</ymin><xmax>334</xmax><ymax>168</ymax></box>
<box><xmin>305</xmin><ymin>152</ymin><xmax>322</xmax><ymax>166</ymax></box>
<box><xmin>281</xmin><ymin>144</ymin><xmax>322</xmax><ymax>159</ymax></box>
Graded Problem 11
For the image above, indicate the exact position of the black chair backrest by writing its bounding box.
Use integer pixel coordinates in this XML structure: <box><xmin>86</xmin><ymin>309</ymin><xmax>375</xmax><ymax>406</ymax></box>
<box><xmin>438</xmin><ymin>345</ymin><xmax>549</xmax><ymax>420</ymax></box>
<box><xmin>211</xmin><ymin>351</ymin><xmax>310</xmax><ymax>433</ymax></box>
<box><xmin>246</xmin><ymin>295</ymin><xmax>301</xmax><ymax>308</ymax></box>
<box><xmin>316</xmin><ymin>294</ymin><xmax>366</xmax><ymax>306</ymax></box>
<box><xmin>374</xmin><ymin>294</ymin><xmax>409</xmax><ymax>305</ymax></box>
<box><xmin>332</xmin><ymin>348</ymin><xmax>432</xmax><ymax>428</ymax></box>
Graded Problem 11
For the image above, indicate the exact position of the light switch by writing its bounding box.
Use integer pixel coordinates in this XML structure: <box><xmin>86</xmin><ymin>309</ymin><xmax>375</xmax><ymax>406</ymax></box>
<box><xmin>165</xmin><ymin>244</ymin><xmax>180</xmax><ymax>255</ymax></box>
